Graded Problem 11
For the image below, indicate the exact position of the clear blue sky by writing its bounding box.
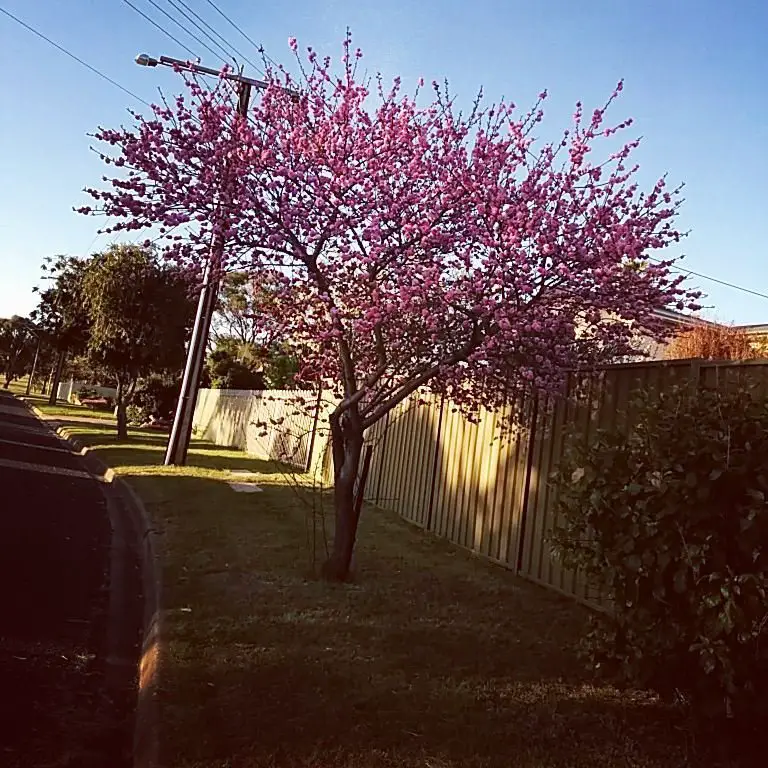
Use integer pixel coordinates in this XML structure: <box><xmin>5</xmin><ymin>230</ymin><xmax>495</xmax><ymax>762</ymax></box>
<box><xmin>1</xmin><ymin>0</ymin><xmax>766</xmax><ymax>323</ymax></box>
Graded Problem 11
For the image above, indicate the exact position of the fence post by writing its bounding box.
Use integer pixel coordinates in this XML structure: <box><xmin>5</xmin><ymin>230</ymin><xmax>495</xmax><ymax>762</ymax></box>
<box><xmin>689</xmin><ymin>359</ymin><xmax>702</xmax><ymax>389</ymax></box>
<box><xmin>373</xmin><ymin>410</ymin><xmax>392</xmax><ymax>505</ymax></box>
<box><xmin>304</xmin><ymin>389</ymin><xmax>323</xmax><ymax>474</ymax></box>
<box><xmin>515</xmin><ymin>392</ymin><xmax>539</xmax><ymax>575</ymax></box>
<box><xmin>425</xmin><ymin>393</ymin><xmax>446</xmax><ymax>532</ymax></box>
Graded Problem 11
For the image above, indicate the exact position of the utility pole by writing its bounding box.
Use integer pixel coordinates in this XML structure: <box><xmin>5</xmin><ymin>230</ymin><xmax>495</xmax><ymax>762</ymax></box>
<box><xmin>135</xmin><ymin>54</ymin><xmax>264</xmax><ymax>466</ymax></box>
<box><xmin>25</xmin><ymin>334</ymin><xmax>42</xmax><ymax>396</ymax></box>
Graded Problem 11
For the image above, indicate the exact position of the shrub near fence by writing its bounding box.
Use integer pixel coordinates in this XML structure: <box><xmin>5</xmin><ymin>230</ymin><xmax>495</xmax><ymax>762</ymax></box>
<box><xmin>192</xmin><ymin>360</ymin><xmax>768</xmax><ymax>607</ymax></box>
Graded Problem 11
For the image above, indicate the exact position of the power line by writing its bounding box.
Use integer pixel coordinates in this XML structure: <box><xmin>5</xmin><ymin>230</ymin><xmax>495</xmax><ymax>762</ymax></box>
<box><xmin>6</xmin><ymin>6</ymin><xmax>761</xmax><ymax>308</ymax></box>
<box><xmin>649</xmin><ymin>257</ymin><xmax>768</xmax><ymax>302</ymax></box>
<box><xmin>167</xmin><ymin>0</ymin><xmax>264</xmax><ymax>74</ymax></box>
<box><xmin>121</xmin><ymin>0</ymin><xmax>198</xmax><ymax>59</ymax></box>
<box><xmin>163</xmin><ymin>0</ymin><xmax>236</xmax><ymax>65</ymax></box>
<box><xmin>0</xmin><ymin>5</ymin><xmax>150</xmax><ymax>106</ymax></box>
<box><xmin>204</xmin><ymin>0</ymin><xmax>276</xmax><ymax>68</ymax></box>
<box><xmin>141</xmin><ymin>0</ymin><xmax>229</xmax><ymax>65</ymax></box>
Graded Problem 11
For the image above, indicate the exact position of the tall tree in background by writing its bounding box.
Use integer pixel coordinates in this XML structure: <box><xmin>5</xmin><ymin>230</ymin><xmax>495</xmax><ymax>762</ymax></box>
<box><xmin>666</xmin><ymin>323</ymin><xmax>763</xmax><ymax>360</ymax></box>
<box><xmin>84</xmin><ymin>38</ymin><xmax>699</xmax><ymax>579</ymax></box>
<box><xmin>33</xmin><ymin>255</ymin><xmax>91</xmax><ymax>401</ymax></box>
<box><xmin>0</xmin><ymin>316</ymin><xmax>37</xmax><ymax>388</ymax></box>
<box><xmin>213</xmin><ymin>272</ymin><xmax>263</xmax><ymax>348</ymax></box>
<box><xmin>206</xmin><ymin>336</ymin><xmax>265</xmax><ymax>390</ymax></box>
<box><xmin>80</xmin><ymin>244</ymin><xmax>194</xmax><ymax>438</ymax></box>
<box><xmin>212</xmin><ymin>271</ymin><xmax>299</xmax><ymax>388</ymax></box>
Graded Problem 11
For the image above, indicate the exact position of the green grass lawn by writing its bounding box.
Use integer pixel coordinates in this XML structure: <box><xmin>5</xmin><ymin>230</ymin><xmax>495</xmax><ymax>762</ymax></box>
<box><xmin>14</xmin><ymin>383</ymin><xmax>116</xmax><ymax>422</ymax></box>
<box><xmin>61</xmin><ymin>425</ymin><xmax>735</xmax><ymax>768</ymax></box>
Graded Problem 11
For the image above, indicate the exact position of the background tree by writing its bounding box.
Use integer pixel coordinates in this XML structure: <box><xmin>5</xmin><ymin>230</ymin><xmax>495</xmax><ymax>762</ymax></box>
<box><xmin>84</xmin><ymin>39</ymin><xmax>699</xmax><ymax>579</ymax></box>
<box><xmin>80</xmin><ymin>244</ymin><xmax>194</xmax><ymax>438</ymax></box>
<box><xmin>206</xmin><ymin>337</ymin><xmax>266</xmax><ymax>390</ymax></box>
<box><xmin>665</xmin><ymin>323</ymin><xmax>763</xmax><ymax>360</ymax></box>
<box><xmin>128</xmin><ymin>373</ymin><xmax>182</xmax><ymax>423</ymax></box>
<box><xmin>0</xmin><ymin>316</ymin><xmax>37</xmax><ymax>388</ymax></box>
<box><xmin>261</xmin><ymin>343</ymin><xmax>299</xmax><ymax>389</ymax></box>
<box><xmin>213</xmin><ymin>272</ymin><xmax>262</xmax><ymax>347</ymax></box>
<box><xmin>32</xmin><ymin>255</ymin><xmax>91</xmax><ymax>401</ymax></box>
<box><xmin>212</xmin><ymin>271</ymin><xmax>299</xmax><ymax>388</ymax></box>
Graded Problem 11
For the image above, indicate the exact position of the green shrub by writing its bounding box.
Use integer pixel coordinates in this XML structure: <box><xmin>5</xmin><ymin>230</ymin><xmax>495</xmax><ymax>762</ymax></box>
<box><xmin>125</xmin><ymin>404</ymin><xmax>144</xmax><ymax>425</ymax></box>
<box><xmin>130</xmin><ymin>374</ymin><xmax>179</xmax><ymax>422</ymax></box>
<box><xmin>551</xmin><ymin>384</ymin><xmax>768</xmax><ymax>725</ymax></box>
<box><xmin>75</xmin><ymin>386</ymin><xmax>98</xmax><ymax>401</ymax></box>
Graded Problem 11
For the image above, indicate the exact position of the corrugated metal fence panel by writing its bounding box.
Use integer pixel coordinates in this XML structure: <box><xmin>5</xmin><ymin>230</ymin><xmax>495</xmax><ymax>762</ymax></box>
<box><xmin>700</xmin><ymin>360</ymin><xmax>768</xmax><ymax>392</ymax></box>
<box><xmin>362</xmin><ymin>397</ymin><xmax>441</xmax><ymax>527</ymax></box>
<box><xmin>195</xmin><ymin>361</ymin><xmax>768</xmax><ymax>609</ymax></box>
<box><xmin>513</xmin><ymin>360</ymin><xmax>768</xmax><ymax>606</ymax></box>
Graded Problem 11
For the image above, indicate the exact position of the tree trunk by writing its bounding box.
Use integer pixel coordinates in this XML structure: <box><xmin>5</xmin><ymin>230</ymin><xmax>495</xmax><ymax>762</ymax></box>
<box><xmin>48</xmin><ymin>351</ymin><xmax>66</xmax><ymax>406</ymax></box>
<box><xmin>115</xmin><ymin>378</ymin><xmax>128</xmax><ymax>440</ymax></box>
<box><xmin>321</xmin><ymin>406</ymin><xmax>365</xmax><ymax>581</ymax></box>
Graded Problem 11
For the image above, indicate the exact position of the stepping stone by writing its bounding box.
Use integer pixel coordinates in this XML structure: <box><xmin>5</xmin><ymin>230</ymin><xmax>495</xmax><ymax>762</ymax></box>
<box><xmin>227</xmin><ymin>482</ymin><xmax>263</xmax><ymax>493</ymax></box>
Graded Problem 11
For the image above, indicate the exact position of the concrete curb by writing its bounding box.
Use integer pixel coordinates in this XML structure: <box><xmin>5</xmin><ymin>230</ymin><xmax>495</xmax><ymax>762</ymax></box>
<box><xmin>25</xmin><ymin>404</ymin><xmax>163</xmax><ymax>768</ymax></box>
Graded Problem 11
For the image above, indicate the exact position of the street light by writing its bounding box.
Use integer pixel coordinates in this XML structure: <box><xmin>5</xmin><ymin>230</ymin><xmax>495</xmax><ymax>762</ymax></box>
<box><xmin>136</xmin><ymin>54</ymin><xmax>266</xmax><ymax>466</ymax></box>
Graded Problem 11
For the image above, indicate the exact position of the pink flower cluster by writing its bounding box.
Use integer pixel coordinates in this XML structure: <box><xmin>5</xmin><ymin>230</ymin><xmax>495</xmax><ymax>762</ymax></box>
<box><xmin>82</xmin><ymin>35</ymin><xmax>699</xmax><ymax>430</ymax></box>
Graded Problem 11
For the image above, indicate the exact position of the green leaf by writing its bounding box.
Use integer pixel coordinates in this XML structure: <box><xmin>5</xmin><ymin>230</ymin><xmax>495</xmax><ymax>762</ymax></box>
<box><xmin>674</xmin><ymin>568</ymin><xmax>688</xmax><ymax>594</ymax></box>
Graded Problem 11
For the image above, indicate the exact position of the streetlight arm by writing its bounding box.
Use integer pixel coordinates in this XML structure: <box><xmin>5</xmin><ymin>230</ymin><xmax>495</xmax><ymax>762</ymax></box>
<box><xmin>136</xmin><ymin>52</ymin><xmax>298</xmax><ymax>98</ymax></box>
<box><xmin>157</xmin><ymin>55</ymin><xmax>269</xmax><ymax>89</ymax></box>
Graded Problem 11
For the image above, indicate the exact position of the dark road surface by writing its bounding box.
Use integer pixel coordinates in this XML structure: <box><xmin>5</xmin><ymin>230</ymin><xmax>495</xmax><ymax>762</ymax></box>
<box><xmin>0</xmin><ymin>390</ymin><xmax>137</xmax><ymax>767</ymax></box>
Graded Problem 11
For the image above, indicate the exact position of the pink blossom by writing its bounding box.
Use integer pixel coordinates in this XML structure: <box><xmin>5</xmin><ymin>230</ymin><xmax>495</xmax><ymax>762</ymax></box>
<box><xmin>82</xmin><ymin>36</ymin><xmax>695</xmax><ymax>436</ymax></box>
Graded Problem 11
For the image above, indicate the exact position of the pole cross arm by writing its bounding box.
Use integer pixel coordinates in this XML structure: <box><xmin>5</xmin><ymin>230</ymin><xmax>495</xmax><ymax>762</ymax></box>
<box><xmin>135</xmin><ymin>53</ymin><xmax>298</xmax><ymax>98</ymax></box>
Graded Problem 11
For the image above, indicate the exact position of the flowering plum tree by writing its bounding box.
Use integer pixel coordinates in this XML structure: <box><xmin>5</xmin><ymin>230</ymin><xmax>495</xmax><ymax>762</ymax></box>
<box><xmin>82</xmin><ymin>38</ymin><xmax>698</xmax><ymax>579</ymax></box>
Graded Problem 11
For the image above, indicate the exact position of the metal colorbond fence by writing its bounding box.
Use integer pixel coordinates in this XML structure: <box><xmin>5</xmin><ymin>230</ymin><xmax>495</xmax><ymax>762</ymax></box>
<box><xmin>357</xmin><ymin>360</ymin><xmax>768</xmax><ymax>606</ymax></box>
<box><xmin>192</xmin><ymin>360</ymin><xmax>768</xmax><ymax>606</ymax></box>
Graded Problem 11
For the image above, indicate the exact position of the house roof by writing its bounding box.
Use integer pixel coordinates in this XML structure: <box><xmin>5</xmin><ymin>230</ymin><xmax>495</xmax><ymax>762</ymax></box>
<box><xmin>651</xmin><ymin>307</ymin><xmax>715</xmax><ymax>327</ymax></box>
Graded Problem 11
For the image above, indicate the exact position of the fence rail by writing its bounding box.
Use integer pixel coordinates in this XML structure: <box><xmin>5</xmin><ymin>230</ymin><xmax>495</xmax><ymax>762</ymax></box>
<box><xmin>192</xmin><ymin>360</ymin><xmax>768</xmax><ymax>606</ymax></box>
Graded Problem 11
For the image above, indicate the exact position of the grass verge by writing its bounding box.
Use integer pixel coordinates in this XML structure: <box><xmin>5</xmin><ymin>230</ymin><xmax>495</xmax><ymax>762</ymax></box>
<box><xmin>61</xmin><ymin>424</ymin><xmax>738</xmax><ymax>768</ymax></box>
<box><xmin>12</xmin><ymin>383</ymin><xmax>117</xmax><ymax>421</ymax></box>
<box><xmin>23</xmin><ymin>392</ymin><xmax>116</xmax><ymax>421</ymax></box>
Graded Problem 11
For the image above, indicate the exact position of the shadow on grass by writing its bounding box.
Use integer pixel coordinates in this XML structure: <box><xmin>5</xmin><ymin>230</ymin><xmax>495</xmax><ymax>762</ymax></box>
<box><xmin>59</xmin><ymin>423</ymin><xmax>290</xmax><ymax>474</ymax></box>
<box><xmin>120</xmin><ymin>470</ymin><xmax>752</xmax><ymax>768</ymax></box>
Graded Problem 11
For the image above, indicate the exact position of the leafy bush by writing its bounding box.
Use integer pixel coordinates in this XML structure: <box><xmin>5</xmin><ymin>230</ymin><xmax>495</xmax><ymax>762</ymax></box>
<box><xmin>551</xmin><ymin>384</ymin><xmax>768</xmax><ymax>726</ymax></box>
<box><xmin>75</xmin><ymin>387</ymin><xmax>98</xmax><ymax>401</ymax></box>
<box><xmin>125</xmin><ymin>404</ymin><xmax>145</xmax><ymax>425</ymax></box>
<box><xmin>130</xmin><ymin>374</ymin><xmax>179</xmax><ymax>422</ymax></box>
<box><xmin>207</xmin><ymin>346</ymin><xmax>265</xmax><ymax>390</ymax></box>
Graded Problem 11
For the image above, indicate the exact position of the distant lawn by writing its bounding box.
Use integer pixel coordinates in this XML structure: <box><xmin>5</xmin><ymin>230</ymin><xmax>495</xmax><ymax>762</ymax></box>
<box><xmin>61</xmin><ymin>425</ymin><xmax>735</xmax><ymax>768</ymax></box>
<box><xmin>6</xmin><ymin>377</ymin><xmax>29</xmax><ymax>395</ymax></box>
<box><xmin>20</xmin><ymin>390</ymin><xmax>116</xmax><ymax>422</ymax></box>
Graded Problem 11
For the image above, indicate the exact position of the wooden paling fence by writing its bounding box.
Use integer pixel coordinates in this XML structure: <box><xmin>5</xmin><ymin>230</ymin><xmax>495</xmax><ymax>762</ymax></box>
<box><xmin>192</xmin><ymin>360</ymin><xmax>768</xmax><ymax>606</ymax></box>
<box><xmin>193</xmin><ymin>389</ymin><xmax>332</xmax><ymax>473</ymax></box>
